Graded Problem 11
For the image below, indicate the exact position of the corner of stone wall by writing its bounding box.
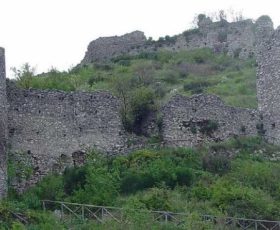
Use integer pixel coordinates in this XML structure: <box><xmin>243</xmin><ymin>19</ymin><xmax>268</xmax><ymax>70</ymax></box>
<box><xmin>0</xmin><ymin>47</ymin><xmax>7</xmax><ymax>198</ymax></box>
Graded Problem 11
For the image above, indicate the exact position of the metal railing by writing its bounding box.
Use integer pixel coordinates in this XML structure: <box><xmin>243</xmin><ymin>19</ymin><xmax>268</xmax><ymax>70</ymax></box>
<box><xmin>42</xmin><ymin>200</ymin><xmax>280</xmax><ymax>229</ymax></box>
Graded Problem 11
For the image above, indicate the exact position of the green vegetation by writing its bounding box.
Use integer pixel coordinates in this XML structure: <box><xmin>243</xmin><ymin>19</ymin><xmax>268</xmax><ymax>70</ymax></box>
<box><xmin>2</xmin><ymin>137</ymin><xmax>280</xmax><ymax>229</ymax></box>
<box><xmin>7</xmin><ymin>47</ymin><xmax>269</xmax><ymax>229</ymax></box>
<box><xmin>12</xmin><ymin>48</ymin><xmax>257</xmax><ymax>135</ymax></box>
<box><xmin>14</xmin><ymin>48</ymin><xmax>257</xmax><ymax>109</ymax></box>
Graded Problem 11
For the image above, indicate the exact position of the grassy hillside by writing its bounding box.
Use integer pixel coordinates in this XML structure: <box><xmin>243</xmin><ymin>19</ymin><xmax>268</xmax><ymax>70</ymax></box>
<box><xmin>2</xmin><ymin>137</ymin><xmax>280</xmax><ymax>229</ymax></box>
<box><xmin>4</xmin><ymin>48</ymin><xmax>267</xmax><ymax>229</ymax></box>
<box><xmin>14</xmin><ymin>48</ymin><xmax>257</xmax><ymax>109</ymax></box>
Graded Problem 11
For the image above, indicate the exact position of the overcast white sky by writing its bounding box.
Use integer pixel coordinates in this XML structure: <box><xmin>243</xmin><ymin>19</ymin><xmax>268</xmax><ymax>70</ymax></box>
<box><xmin>0</xmin><ymin>0</ymin><xmax>280</xmax><ymax>77</ymax></box>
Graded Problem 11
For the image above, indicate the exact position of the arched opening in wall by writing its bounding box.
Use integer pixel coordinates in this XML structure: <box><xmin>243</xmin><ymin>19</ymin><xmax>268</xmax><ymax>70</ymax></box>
<box><xmin>72</xmin><ymin>151</ymin><xmax>86</xmax><ymax>167</ymax></box>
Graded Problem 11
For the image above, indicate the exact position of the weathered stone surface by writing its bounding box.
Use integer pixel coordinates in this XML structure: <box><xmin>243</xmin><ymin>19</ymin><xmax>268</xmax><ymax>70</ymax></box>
<box><xmin>81</xmin><ymin>31</ymin><xmax>147</xmax><ymax>64</ymax></box>
<box><xmin>161</xmin><ymin>94</ymin><xmax>259</xmax><ymax>147</ymax></box>
<box><xmin>255</xmin><ymin>16</ymin><xmax>280</xmax><ymax>144</ymax></box>
<box><xmin>0</xmin><ymin>47</ymin><xmax>7</xmax><ymax>198</ymax></box>
<box><xmin>2</xmin><ymin>15</ymin><xmax>280</xmax><ymax>193</ymax></box>
<box><xmin>81</xmin><ymin>17</ymin><xmax>256</xmax><ymax>64</ymax></box>
<box><xmin>7</xmin><ymin>85</ymin><xmax>128</xmax><ymax>190</ymax></box>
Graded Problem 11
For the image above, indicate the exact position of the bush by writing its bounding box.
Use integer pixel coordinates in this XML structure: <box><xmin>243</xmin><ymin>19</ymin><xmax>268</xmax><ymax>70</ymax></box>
<box><xmin>120</xmin><ymin>172</ymin><xmax>155</xmax><ymax>194</ymax></box>
<box><xmin>183</xmin><ymin>80</ymin><xmax>213</xmax><ymax>94</ymax></box>
<box><xmin>71</xmin><ymin>167</ymin><xmax>119</xmax><ymax>205</ymax></box>
<box><xmin>20</xmin><ymin>174</ymin><xmax>64</xmax><ymax>209</ymax></box>
<box><xmin>175</xmin><ymin>167</ymin><xmax>193</xmax><ymax>186</ymax></box>
<box><xmin>139</xmin><ymin>188</ymin><xmax>172</xmax><ymax>211</ymax></box>
<box><xmin>12</xmin><ymin>63</ymin><xmax>35</xmax><ymax>89</ymax></box>
<box><xmin>125</xmin><ymin>86</ymin><xmax>156</xmax><ymax>134</ymax></box>
<box><xmin>199</xmin><ymin>120</ymin><xmax>219</xmax><ymax>136</ymax></box>
<box><xmin>63</xmin><ymin>167</ymin><xmax>87</xmax><ymax>195</ymax></box>
<box><xmin>212</xmin><ymin>180</ymin><xmax>280</xmax><ymax>219</ymax></box>
<box><xmin>230</xmin><ymin>159</ymin><xmax>280</xmax><ymax>199</ymax></box>
<box><xmin>202</xmin><ymin>154</ymin><xmax>231</xmax><ymax>175</ymax></box>
<box><xmin>161</xmin><ymin>70</ymin><xmax>180</xmax><ymax>84</ymax></box>
<box><xmin>191</xmin><ymin>184</ymin><xmax>212</xmax><ymax>200</ymax></box>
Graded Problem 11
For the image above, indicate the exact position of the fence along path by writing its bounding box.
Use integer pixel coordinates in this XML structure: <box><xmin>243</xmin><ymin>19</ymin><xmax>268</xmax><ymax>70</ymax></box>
<box><xmin>42</xmin><ymin>200</ymin><xmax>280</xmax><ymax>230</ymax></box>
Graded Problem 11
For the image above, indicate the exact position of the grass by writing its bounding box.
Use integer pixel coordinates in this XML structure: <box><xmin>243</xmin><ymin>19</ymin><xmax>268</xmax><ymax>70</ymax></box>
<box><xmin>2</xmin><ymin>137</ymin><xmax>280</xmax><ymax>229</ymax></box>
<box><xmin>14</xmin><ymin>48</ymin><xmax>257</xmax><ymax>109</ymax></box>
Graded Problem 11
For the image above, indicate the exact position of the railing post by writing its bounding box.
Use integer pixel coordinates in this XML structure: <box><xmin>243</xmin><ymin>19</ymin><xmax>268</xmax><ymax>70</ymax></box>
<box><xmin>42</xmin><ymin>201</ymin><xmax>46</xmax><ymax>211</ymax></box>
<box><xmin>61</xmin><ymin>203</ymin><xmax>64</xmax><ymax>221</ymax></box>
<box><xmin>165</xmin><ymin>212</ymin><xmax>168</xmax><ymax>223</ymax></box>
<box><xmin>82</xmin><ymin>205</ymin><xmax>84</xmax><ymax>221</ymax></box>
<box><xmin>101</xmin><ymin>207</ymin><xmax>104</xmax><ymax>220</ymax></box>
<box><xmin>255</xmin><ymin>221</ymin><xmax>258</xmax><ymax>230</ymax></box>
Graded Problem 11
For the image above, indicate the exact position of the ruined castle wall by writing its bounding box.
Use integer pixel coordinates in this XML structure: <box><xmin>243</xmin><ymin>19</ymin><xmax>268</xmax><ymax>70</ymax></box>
<box><xmin>0</xmin><ymin>48</ymin><xmax>7</xmax><ymax>198</ymax></box>
<box><xmin>255</xmin><ymin>16</ymin><xmax>280</xmax><ymax>143</ymax></box>
<box><xmin>160</xmin><ymin>19</ymin><xmax>255</xmax><ymax>58</ymax></box>
<box><xmin>81</xmin><ymin>31</ymin><xmax>147</xmax><ymax>64</ymax></box>
<box><xmin>7</xmin><ymin>85</ymin><xmax>128</xmax><ymax>191</ymax></box>
<box><xmin>162</xmin><ymin>94</ymin><xmax>259</xmax><ymax>147</ymax></box>
<box><xmin>81</xmin><ymin>19</ymin><xmax>256</xmax><ymax>64</ymax></box>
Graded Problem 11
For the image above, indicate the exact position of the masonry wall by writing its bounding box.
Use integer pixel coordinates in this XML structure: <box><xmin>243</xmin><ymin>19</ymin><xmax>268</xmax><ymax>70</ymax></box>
<box><xmin>162</xmin><ymin>94</ymin><xmax>259</xmax><ymax>147</ymax></box>
<box><xmin>81</xmin><ymin>31</ymin><xmax>147</xmax><ymax>64</ymax></box>
<box><xmin>6</xmin><ymin>15</ymin><xmax>276</xmax><ymax>193</ymax></box>
<box><xmin>7</xmin><ymin>85</ymin><xmax>128</xmax><ymax>191</ymax></box>
<box><xmin>81</xmin><ymin>17</ymin><xmax>256</xmax><ymax>64</ymax></box>
<box><xmin>255</xmin><ymin>16</ymin><xmax>280</xmax><ymax>144</ymax></box>
<box><xmin>0</xmin><ymin>48</ymin><xmax>7</xmax><ymax>198</ymax></box>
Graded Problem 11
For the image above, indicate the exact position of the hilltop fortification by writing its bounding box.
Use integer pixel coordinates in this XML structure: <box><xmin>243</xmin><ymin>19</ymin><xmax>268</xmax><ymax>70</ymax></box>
<box><xmin>1</xmin><ymin>15</ymin><xmax>280</xmax><ymax>196</ymax></box>
<box><xmin>81</xmin><ymin>15</ymin><xmax>256</xmax><ymax>64</ymax></box>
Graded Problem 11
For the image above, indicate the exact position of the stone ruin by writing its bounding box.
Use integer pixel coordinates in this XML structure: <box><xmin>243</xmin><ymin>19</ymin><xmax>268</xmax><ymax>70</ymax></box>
<box><xmin>0</xmin><ymin>15</ymin><xmax>279</xmax><ymax>197</ymax></box>
<box><xmin>0</xmin><ymin>48</ymin><xmax>7</xmax><ymax>198</ymax></box>
<box><xmin>81</xmin><ymin>15</ymin><xmax>256</xmax><ymax>64</ymax></box>
<box><xmin>255</xmin><ymin>16</ymin><xmax>280</xmax><ymax>144</ymax></box>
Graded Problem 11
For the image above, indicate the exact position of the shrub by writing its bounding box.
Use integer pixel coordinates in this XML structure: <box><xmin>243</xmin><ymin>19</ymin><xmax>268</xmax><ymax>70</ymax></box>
<box><xmin>230</xmin><ymin>159</ymin><xmax>280</xmax><ymax>199</ymax></box>
<box><xmin>63</xmin><ymin>167</ymin><xmax>87</xmax><ymax>195</ymax></box>
<box><xmin>202</xmin><ymin>154</ymin><xmax>231</xmax><ymax>175</ymax></box>
<box><xmin>12</xmin><ymin>63</ymin><xmax>35</xmax><ymax>89</ymax></box>
<box><xmin>120</xmin><ymin>172</ymin><xmax>155</xmax><ymax>194</ymax></box>
<box><xmin>212</xmin><ymin>180</ymin><xmax>280</xmax><ymax>219</ymax></box>
<box><xmin>191</xmin><ymin>184</ymin><xmax>212</xmax><ymax>200</ymax></box>
<box><xmin>137</xmin><ymin>52</ymin><xmax>158</xmax><ymax>60</ymax></box>
<box><xmin>192</xmin><ymin>49</ymin><xmax>213</xmax><ymax>64</ymax></box>
<box><xmin>20</xmin><ymin>174</ymin><xmax>64</xmax><ymax>209</ymax></box>
<box><xmin>138</xmin><ymin>188</ymin><xmax>172</xmax><ymax>211</ymax></box>
<box><xmin>199</xmin><ymin>120</ymin><xmax>219</xmax><ymax>136</ymax></box>
<box><xmin>175</xmin><ymin>167</ymin><xmax>193</xmax><ymax>186</ymax></box>
<box><xmin>87</xmin><ymin>74</ymin><xmax>104</xmax><ymax>87</ymax></box>
<box><xmin>126</xmin><ymin>86</ymin><xmax>156</xmax><ymax>134</ymax></box>
<box><xmin>71</xmin><ymin>167</ymin><xmax>119</xmax><ymax>205</ymax></box>
<box><xmin>183</xmin><ymin>80</ymin><xmax>213</xmax><ymax>94</ymax></box>
<box><xmin>161</xmin><ymin>70</ymin><xmax>180</xmax><ymax>84</ymax></box>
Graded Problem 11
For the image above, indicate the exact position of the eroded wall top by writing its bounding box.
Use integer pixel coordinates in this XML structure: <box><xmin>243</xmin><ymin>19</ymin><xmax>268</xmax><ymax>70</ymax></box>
<box><xmin>81</xmin><ymin>17</ymin><xmax>256</xmax><ymax>64</ymax></box>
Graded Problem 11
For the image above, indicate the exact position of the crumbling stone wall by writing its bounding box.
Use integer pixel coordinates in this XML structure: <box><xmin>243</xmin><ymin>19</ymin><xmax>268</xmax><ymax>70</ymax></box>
<box><xmin>161</xmin><ymin>94</ymin><xmax>259</xmax><ymax>147</ymax></box>
<box><xmin>5</xmin><ymin>14</ymin><xmax>280</xmax><ymax>193</ymax></box>
<box><xmin>0</xmin><ymin>48</ymin><xmax>7</xmax><ymax>198</ymax></box>
<box><xmin>81</xmin><ymin>31</ymin><xmax>147</xmax><ymax>64</ymax></box>
<box><xmin>173</xmin><ymin>17</ymin><xmax>255</xmax><ymax>59</ymax></box>
<box><xmin>81</xmin><ymin>17</ymin><xmax>256</xmax><ymax>64</ymax></box>
<box><xmin>255</xmin><ymin>16</ymin><xmax>280</xmax><ymax>144</ymax></box>
<box><xmin>7</xmin><ymin>84</ymin><xmax>128</xmax><ymax>191</ymax></box>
